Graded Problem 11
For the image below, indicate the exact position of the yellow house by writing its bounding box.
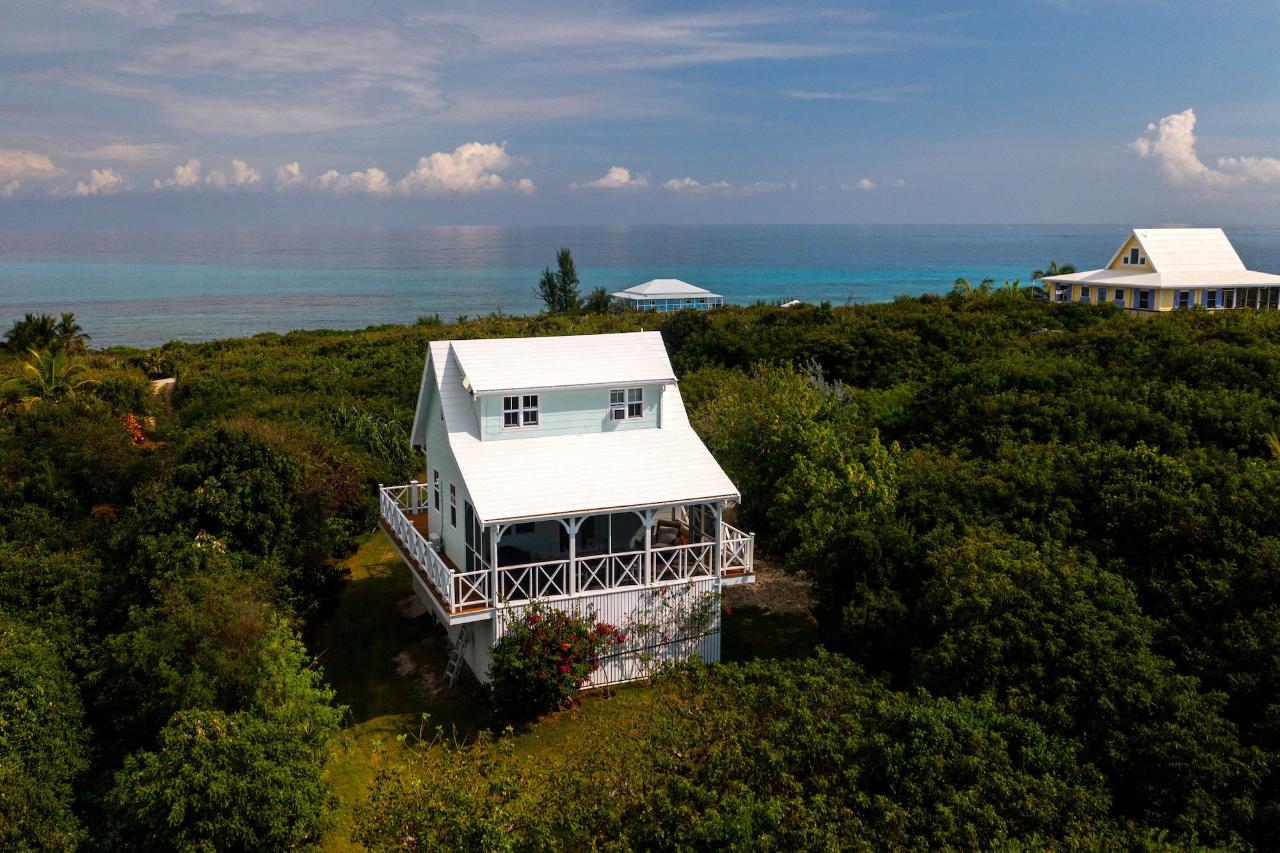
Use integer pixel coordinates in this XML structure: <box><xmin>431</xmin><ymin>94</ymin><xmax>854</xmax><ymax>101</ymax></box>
<box><xmin>1043</xmin><ymin>228</ymin><xmax>1280</xmax><ymax>312</ymax></box>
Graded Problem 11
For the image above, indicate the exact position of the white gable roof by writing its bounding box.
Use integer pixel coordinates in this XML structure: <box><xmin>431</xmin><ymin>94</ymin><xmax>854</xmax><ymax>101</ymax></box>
<box><xmin>450</xmin><ymin>331</ymin><xmax>676</xmax><ymax>395</ymax></box>
<box><xmin>1113</xmin><ymin>228</ymin><xmax>1246</xmax><ymax>272</ymax></box>
<box><xmin>612</xmin><ymin>279</ymin><xmax>722</xmax><ymax>299</ymax></box>
<box><xmin>421</xmin><ymin>333</ymin><xmax>739</xmax><ymax>523</ymax></box>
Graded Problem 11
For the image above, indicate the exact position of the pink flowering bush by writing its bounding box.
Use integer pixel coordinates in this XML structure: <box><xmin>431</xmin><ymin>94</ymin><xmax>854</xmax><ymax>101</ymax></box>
<box><xmin>489</xmin><ymin>603</ymin><xmax>623</xmax><ymax>719</ymax></box>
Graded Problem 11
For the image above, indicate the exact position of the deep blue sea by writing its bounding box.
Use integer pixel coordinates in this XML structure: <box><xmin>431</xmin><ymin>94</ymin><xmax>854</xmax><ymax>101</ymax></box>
<box><xmin>3</xmin><ymin>224</ymin><xmax>1279</xmax><ymax>349</ymax></box>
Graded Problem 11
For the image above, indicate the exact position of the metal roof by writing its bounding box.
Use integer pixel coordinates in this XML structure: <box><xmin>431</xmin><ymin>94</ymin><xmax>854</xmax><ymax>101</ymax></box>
<box><xmin>449</xmin><ymin>331</ymin><xmax>676</xmax><ymax>395</ymax></box>
<box><xmin>425</xmin><ymin>334</ymin><xmax>739</xmax><ymax>524</ymax></box>
<box><xmin>611</xmin><ymin>278</ymin><xmax>722</xmax><ymax>299</ymax></box>
<box><xmin>1043</xmin><ymin>269</ymin><xmax>1280</xmax><ymax>288</ymax></box>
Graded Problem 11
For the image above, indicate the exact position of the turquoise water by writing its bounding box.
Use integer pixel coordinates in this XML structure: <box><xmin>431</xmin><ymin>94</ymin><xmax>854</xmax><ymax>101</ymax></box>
<box><xmin>2</xmin><ymin>225</ymin><xmax>1278</xmax><ymax>348</ymax></box>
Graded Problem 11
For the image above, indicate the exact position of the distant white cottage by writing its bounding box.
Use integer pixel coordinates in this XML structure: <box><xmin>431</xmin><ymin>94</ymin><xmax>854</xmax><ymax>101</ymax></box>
<box><xmin>380</xmin><ymin>332</ymin><xmax>755</xmax><ymax>688</ymax></box>
<box><xmin>1043</xmin><ymin>228</ymin><xmax>1280</xmax><ymax>311</ymax></box>
<box><xmin>610</xmin><ymin>279</ymin><xmax>724</xmax><ymax>312</ymax></box>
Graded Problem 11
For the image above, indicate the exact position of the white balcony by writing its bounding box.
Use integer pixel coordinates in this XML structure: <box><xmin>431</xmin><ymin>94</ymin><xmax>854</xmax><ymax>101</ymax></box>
<box><xmin>378</xmin><ymin>482</ymin><xmax>754</xmax><ymax>625</ymax></box>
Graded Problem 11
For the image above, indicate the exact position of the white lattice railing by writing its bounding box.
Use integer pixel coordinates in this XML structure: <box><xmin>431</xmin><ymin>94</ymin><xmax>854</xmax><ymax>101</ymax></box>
<box><xmin>577</xmin><ymin>550</ymin><xmax>645</xmax><ymax>592</ymax></box>
<box><xmin>720</xmin><ymin>522</ymin><xmax>755</xmax><ymax>574</ymax></box>
<box><xmin>497</xmin><ymin>560</ymin><xmax>570</xmax><ymax>604</ymax></box>
<box><xmin>651</xmin><ymin>541</ymin><xmax>715</xmax><ymax>583</ymax></box>
<box><xmin>380</xmin><ymin>484</ymin><xmax>487</xmax><ymax>614</ymax></box>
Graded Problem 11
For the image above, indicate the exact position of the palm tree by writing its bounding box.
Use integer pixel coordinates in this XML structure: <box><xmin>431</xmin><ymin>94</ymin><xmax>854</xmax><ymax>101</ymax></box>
<box><xmin>951</xmin><ymin>277</ymin><xmax>995</xmax><ymax>298</ymax></box>
<box><xmin>2</xmin><ymin>347</ymin><xmax>98</xmax><ymax>407</ymax></box>
<box><xmin>1032</xmin><ymin>260</ymin><xmax>1077</xmax><ymax>281</ymax></box>
<box><xmin>1267</xmin><ymin>433</ymin><xmax>1280</xmax><ymax>460</ymax></box>
<box><xmin>584</xmin><ymin>287</ymin><xmax>613</xmax><ymax>314</ymax></box>
<box><xmin>54</xmin><ymin>313</ymin><xmax>90</xmax><ymax>354</ymax></box>
<box><xmin>3</xmin><ymin>312</ymin><xmax>57</xmax><ymax>352</ymax></box>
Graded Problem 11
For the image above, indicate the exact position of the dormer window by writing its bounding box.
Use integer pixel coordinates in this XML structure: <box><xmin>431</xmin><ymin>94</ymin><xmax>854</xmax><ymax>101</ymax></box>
<box><xmin>1124</xmin><ymin>247</ymin><xmax>1145</xmax><ymax>265</ymax></box>
<box><xmin>503</xmin><ymin>394</ymin><xmax>539</xmax><ymax>428</ymax></box>
<box><xmin>609</xmin><ymin>387</ymin><xmax>643</xmax><ymax>420</ymax></box>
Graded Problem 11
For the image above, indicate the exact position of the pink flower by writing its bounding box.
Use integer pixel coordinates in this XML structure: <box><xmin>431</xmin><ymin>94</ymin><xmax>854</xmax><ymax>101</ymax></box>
<box><xmin>561</xmin><ymin>642</ymin><xmax>571</xmax><ymax>651</ymax></box>
<box><xmin>559</xmin><ymin>664</ymin><xmax>570</xmax><ymax>673</ymax></box>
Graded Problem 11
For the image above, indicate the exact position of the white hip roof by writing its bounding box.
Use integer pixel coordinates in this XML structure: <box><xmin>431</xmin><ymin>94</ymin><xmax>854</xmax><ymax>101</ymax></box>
<box><xmin>424</xmin><ymin>334</ymin><xmax>739</xmax><ymax>524</ymax></box>
<box><xmin>611</xmin><ymin>278</ymin><xmax>722</xmax><ymax>299</ymax></box>
<box><xmin>1043</xmin><ymin>269</ymin><xmax>1280</xmax><ymax>288</ymax></box>
<box><xmin>449</xmin><ymin>331</ymin><xmax>676</xmax><ymax>395</ymax></box>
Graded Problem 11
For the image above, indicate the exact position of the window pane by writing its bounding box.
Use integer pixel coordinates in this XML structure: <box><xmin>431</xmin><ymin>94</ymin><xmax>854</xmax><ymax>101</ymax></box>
<box><xmin>523</xmin><ymin>409</ymin><xmax>538</xmax><ymax>425</ymax></box>
<box><xmin>504</xmin><ymin>396</ymin><xmax>518</xmax><ymax>411</ymax></box>
<box><xmin>504</xmin><ymin>412</ymin><xmax>518</xmax><ymax>426</ymax></box>
<box><xmin>523</xmin><ymin>395</ymin><xmax>538</xmax><ymax>408</ymax></box>
<box><xmin>627</xmin><ymin>402</ymin><xmax>642</xmax><ymax>418</ymax></box>
<box><xmin>610</xmin><ymin>389</ymin><xmax>624</xmax><ymax>404</ymax></box>
<box><xmin>627</xmin><ymin>387</ymin><xmax>642</xmax><ymax>403</ymax></box>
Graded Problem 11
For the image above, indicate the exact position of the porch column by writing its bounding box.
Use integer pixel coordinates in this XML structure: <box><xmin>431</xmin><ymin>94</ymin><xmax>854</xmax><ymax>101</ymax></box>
<box><xmin>641</xmin><ymin>509</ymin><xmax>658</xmax><ymax>586</ymax></box>
<box><xmin>489</xmin><ymin>525</ymin><xmax>501</xmax><ymax>608</ymax></box>
<box><xmin>712</xmin><ymin>502</ymin><xmax>724</xmax><ymax>577</ymax></box>
<box><xmin>562</xmin><ymin>516</ymin><xmax>584</xmax><ymax>597</ymax></box>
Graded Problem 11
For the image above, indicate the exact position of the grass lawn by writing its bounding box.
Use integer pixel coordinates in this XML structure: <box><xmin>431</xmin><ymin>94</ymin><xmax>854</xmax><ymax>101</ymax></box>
<box><xmin>315</xmin><ymin>532</ymin><xmax>814</xmax><ymax>850</ymax></box>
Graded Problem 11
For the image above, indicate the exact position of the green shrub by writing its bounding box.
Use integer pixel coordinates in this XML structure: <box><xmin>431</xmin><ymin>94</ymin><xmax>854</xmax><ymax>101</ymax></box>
<box><xmin>488</xmin><ymin>603</ymin><xmax>623</xmax><ymax>719</ymax></box>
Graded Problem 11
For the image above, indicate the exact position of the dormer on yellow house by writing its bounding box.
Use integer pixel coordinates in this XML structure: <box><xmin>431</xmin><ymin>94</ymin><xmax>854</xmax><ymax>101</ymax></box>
<box><xmin>1043</xmin><ymin>228</ymin><xmax>1280</xmax><ymax>311</ymax></box>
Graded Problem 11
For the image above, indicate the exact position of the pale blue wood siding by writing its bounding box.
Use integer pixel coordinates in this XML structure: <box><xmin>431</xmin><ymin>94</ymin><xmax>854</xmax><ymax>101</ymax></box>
<box><xmin>478</xmin><ymin>384</ymin><xmax>662</xmax><ymax>441</ymax></box>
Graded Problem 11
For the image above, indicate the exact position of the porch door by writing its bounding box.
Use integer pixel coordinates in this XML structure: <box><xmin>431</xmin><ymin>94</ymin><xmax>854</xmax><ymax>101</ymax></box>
<box><xmin>464</xmin><ymin>502</ymin><xmax>476</xmax><ymax>572</ymax></box>
<box><xmin>463</xmin><ymin>501</ymin><xmax>490</xmax><ymax>573</ymax></box>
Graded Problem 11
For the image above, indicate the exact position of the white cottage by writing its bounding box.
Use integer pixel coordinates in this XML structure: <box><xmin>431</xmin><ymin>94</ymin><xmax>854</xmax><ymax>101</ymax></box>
<box><xmin>379</xmin><ymin>331</ymin><xmax>755</xmax><ymax>687</ymax></box>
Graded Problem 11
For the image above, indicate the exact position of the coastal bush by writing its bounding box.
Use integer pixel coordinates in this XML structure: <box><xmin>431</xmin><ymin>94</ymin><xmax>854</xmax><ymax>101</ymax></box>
<box><xmin>0</xmin><ymin>615</ymin><xmax>87</xmax><ymax>851</ymax></box>
<box><xmin>488</xmin><ymin>603</ymin><xmax>623</xmax><ymax>719</ymax></box>
<box><xmin>357</xmin><ymin>655</ymin><xmax>1128</xmax><ymax>850</ymax></box>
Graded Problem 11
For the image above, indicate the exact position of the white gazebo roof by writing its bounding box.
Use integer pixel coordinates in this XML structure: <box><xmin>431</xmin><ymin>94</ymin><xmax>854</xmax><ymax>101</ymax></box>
<box><xmin>420</xmin><ymin>332</ymin><xmax>739</xmax><ymax>524</ymax></box>
<box><xmin>611</xmin><ymin>279</ymin><xmax>722</xmax><ymax>299</ymax></box>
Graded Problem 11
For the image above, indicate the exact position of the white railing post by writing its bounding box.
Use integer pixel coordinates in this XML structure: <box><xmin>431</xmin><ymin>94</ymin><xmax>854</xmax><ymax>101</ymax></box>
<box><xmin>712</xmin><ymin>502</ymin><xmax>724</xmax><ymax>577</ymax></box>
<box><xmin>409</xmin><ymin>479</ymin><xmax>419</xmax><ymax>512</ymax></box>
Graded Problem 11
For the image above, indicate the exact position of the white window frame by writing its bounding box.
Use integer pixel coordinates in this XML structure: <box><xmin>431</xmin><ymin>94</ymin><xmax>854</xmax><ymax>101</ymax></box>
<box><xmin>449</xmin><ymin>483</ymin><xmax>457</xmax><ymax>528</ymax></box>
<box><xmin>1114</xmin><ymin>288</ymin><xmax>1125</xmax><ymax>307</ymax></box>
<box><xmin>432</xmin><ymin>469</ymin><xmax>440</xmax><ymax>511</ymax></box>
<box><xmin>502</xmin><ymin>394</ymin><xmax>540</xmax><ymax>429</ymax></box>
<box><xmin>609</xmin><ymin>387</ymin><xmax>644</xmax><ymax>421</ymax></box>
<box><xmin>1079</xmin><ymin>285</ymin><xmax>1091</xmax><ymax>304</ymax></box>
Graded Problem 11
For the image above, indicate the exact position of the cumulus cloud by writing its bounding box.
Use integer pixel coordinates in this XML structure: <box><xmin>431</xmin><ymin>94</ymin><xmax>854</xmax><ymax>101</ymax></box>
<box><xmin>205</xmin><ymin>158</ymin><xmax>261</xmax><ymax>190</ymax></box>
<box><xmin>152</xmin><ymin>158</ymin><xmax>202</xmax><ymax>189</ymax></box>
<box><xmin>74</xmin><ymin>167</ymin><xmax>124</xmax><ymax>196</ymax></box>
<box><xmin>844</xmin><ymin>178</ymin><xmax>876</xmax><ymax>191</ymax></box>
<box><xmin>307</xmin><ymin>143</ymin><xmax>531</xmax><ymax>196</ymax></box>
<box><xmin>1130</xmin><ymin>108</ymin><xmax>1280</xmax><ymax>189</ymax></box>
<box><xmin>313</xmin><ymin>167</ymin><xmax>392</xmax><ymax>194</ymax></box>
<box><xmin>275</xmin><ymin>161</ymin><xmax>305</xmax><ymax>189</ymax></box>
<box><xmin>0</xmin><ymin>149</ymin><xmax>61</xmax><ymax>197</ymax></box>
<box><xmin>394</xmin><ymin>142</ymin><xmax>516</xmax><ymax>194</ymax></box>
<box><xmin>573</xmin><ymin>166</ymin><xmax>648</xmax><ymax>190</ymax></box>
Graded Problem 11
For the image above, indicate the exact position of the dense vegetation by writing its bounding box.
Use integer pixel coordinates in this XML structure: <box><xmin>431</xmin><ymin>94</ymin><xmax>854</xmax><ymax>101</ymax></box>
<box><xmin>4</xmin><ymin>292</ymin><xmax>1280</xmax><ymax>848</ymax></box>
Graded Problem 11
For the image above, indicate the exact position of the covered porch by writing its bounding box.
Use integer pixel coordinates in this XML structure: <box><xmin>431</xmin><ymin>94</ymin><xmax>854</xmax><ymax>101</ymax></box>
<box><xmin>378</xmin><ymin>483</ymin><xmax>754</xmax><ymax>624</ymax></box>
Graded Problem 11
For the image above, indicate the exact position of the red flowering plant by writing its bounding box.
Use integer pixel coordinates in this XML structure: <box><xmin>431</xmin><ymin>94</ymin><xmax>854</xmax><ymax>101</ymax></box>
<box><xmin>121</xmin><ymin>412</ymin><xmax>145</xmax><ymax>446</ymax></box>
<box><xmin>489</xmin><ymin>602</ymin><xmax>624</xmax><ymax>720</ymax></box>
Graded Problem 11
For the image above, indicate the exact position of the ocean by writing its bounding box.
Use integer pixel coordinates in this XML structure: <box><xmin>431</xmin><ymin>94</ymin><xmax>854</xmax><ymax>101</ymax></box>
<box><xmin>2</xmin><ymin>224</ymin><xmax>1278</xmax><ymax>349</ymax></box>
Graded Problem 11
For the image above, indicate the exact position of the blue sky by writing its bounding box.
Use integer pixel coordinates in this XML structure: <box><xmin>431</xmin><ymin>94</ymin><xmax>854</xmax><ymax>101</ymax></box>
<box><xmin>2</xmin><ymin>0</ymin><xmax>1279</xmax><ymax>226</ymax></box>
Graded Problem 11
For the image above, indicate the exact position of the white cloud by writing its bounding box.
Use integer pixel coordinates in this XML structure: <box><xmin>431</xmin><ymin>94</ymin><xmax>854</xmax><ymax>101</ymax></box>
<box><xmin>663</xmin><ymin>176</ymin><xmax>731</xmax><ymax>193</ymax></box>
<box><xmin>0</xmin><ymin>149</ymin><xmax>61</xmax><ymax>197</ymax></box>
<box><xmin>152</xmin><ymin>158</ymin><xmax>202</xmax><ymax>189</ymax></box>
<box><xmin>849</xmin><ymin>178</ymin><xmax>876</xmax><ymax>191</ymax></box>
<box><xmin>394</xmin><ymin>142</ymin><xmax>515</xmax><ymax>194</ymax></box>
<box><xmin>573</xmin><ymin>166</ymin><xmax>648</xmax><ymax>190</ymax></box>
<box><xmin>70</xmin><ymin>143</ymin><xmax>174</xmax><ymax>162</ymax></box>
<box><xmin>275</xmin><ymin>161</ymin><xmax>305</xmax><ymax>189</ymax></box>
<box><xmin>205</xmin><ymin>158</ymin><xmax>262</xmax><ymax>190</ymax></box>
<box><xmin>1128</xmin><ymin>108</ymin><xmax>1280</xmax><ymax>189</ymax></box>
<box><xmin>74</xmin><ymin>167</ymin><xmax>124</xmax><ymax>196</ymax></box>
<box><xmin>313</xmin><ymin>167</ymin><xmax>392</xmax><ymax>194</ymax></box>
<box><xmin>1216</xmin><ymin>155</ymin><xmax>1280</xmax><ymax>184</ymax></box>
<box><xmin>308</xmin><ymin>143</ymin><xmax>530</xmax><ymax>196</ymax></box>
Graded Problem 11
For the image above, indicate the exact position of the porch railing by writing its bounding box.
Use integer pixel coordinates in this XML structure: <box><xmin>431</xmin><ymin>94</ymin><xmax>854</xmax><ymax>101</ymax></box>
<box><xmin>380</xmin><ymin>483</ymin><xmax>755</xmax><ymax>614</ymax></box>
<box><xmin>379</xmin><ymin>484</ymin><xmax>489</xmax><ymax>615</ymax></box>
<box><xmin>720</xmin><ymin>522</ymin><xmax>754</xmax><ymax>573</ymax></box>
